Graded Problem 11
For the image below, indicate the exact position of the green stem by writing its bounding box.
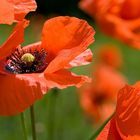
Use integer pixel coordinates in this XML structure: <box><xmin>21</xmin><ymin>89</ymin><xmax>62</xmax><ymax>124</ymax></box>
<box><xmin>20</xmin><ymin>112</ymin><xmax>28</xmax><ymax>140</ymax></box>
<box><xmin>30</xmin><ymin>105</ymin><xmax>37</xmax><ymax>140</ymax></box>
<box><xmin>87</xmin><ymin>113</ymin><xmax>114</xmax><ymax>140</ymax></box>
<box><xmin>47</xmin><ymin>88</ymin><xmax>59</xmax><ymax>140</ymax></box>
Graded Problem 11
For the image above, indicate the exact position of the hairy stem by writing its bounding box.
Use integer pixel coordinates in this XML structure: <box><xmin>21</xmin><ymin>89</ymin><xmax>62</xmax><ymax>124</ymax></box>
<box><xmin>20</xmin><ymin>112</ymin><xmax>28</xmax><ymax>140</ymax></box>
<box><xmin>47</xmin><ymin>88</ymin><xmax>59</xmax><ymax>140</ymax></box>
<box><xmin>30</xmin><ymin>105</ymin><xmax>37</xmax><ymax>140</ymax></box>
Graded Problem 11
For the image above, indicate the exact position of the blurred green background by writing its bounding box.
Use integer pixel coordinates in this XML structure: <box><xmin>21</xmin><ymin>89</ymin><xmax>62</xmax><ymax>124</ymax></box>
<box><xmin>0</xmin><ymin>0</ymin><xmax>140</xmax><ymax>140</ymax></box>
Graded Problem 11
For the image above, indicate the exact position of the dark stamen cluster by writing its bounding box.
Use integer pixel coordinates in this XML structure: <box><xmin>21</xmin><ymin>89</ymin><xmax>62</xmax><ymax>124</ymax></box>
<box><xmin>5</xmin><ymin>48</ymin><xmax>48</xmax><ymax>74</ymax></box>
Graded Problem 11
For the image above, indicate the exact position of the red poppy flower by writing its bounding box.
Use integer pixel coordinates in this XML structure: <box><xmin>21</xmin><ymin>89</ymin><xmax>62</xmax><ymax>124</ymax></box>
<box><xmin>80</xmin><ymin>0</ymin><xmax>140</xmax><ymax>49</ymax></box>
<box><xmin>0</xmin><ymin>0</ymin><xmax>37</xmax><ymax>24</ymax></box>
<box><xmin>0</xmin><ymin>16</ymin><xmax>95</xmax><ymax>116</ymax></box>
<box><xmin>97</xmin><ymin>45</ymin><xmax>122</xmax><ymax>69</ymax></box>
<box><xmin>97</xmin><ymin>82</ymin><xmax>140</xmax><ymax>140</ymax></box>
<box><xmin>80</xmin><ymin>64</ymin><xmax>126</xmax><ymax>123</ymax></box>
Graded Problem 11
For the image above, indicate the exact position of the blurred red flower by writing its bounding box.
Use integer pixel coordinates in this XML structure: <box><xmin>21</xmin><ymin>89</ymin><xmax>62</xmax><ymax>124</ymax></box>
<box><xmin>80</xmin><ymin>45</ymin><xmax>126</xmax><ymax>123</ymax></box>
<box><xmin>0</xmin><ymin>0</ymin><xmax>37</xmax><ymax>24</ymax></box>
<box><xmin>97</xmin><ymin>82</ymin><xmax>140</xmax><ymax>140</ymax></box>
<box><xmin>0</xmin><ymin>16</ymin><xmax>95</xmax><ymax>115</ymax></box>
<box><xmin>80</xmin><ymin>0</ymin><xmax>140</xmax><ymax>49</ymax></box>
<box><xmin>97</xmin><ymin>45</ymin><xmax>122</xmax><ymax>69</ymax></box>
<box><xmin>80</xmin><ymin>64</ymin><xmax>126</xmax><ymax>123</ymax></box>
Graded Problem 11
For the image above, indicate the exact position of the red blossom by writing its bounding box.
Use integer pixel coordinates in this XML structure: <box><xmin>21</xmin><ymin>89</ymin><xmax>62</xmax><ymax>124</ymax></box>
<box><xmin>0</xmin><ymin>16</ymin><xmax>95</xmax><ymax>115</ymax></box>
<box><xmin>80</xmin><ymin>0</ymin><xmax>140</xmax><ymax>49</ymax></box>
<box><xmin>97</xmin><ymin>82</ymin><xmax>140</xmax><ymax>140</ymax></box>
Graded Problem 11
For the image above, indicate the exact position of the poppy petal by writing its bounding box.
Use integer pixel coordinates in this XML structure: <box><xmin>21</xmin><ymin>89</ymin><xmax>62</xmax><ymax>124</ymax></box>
<box><xmin>115</xmin><ymin>84</ymin><xmax>140</xmax><ymax>139</ymax></box>
<box><xmin>14</xmin><ymin>0</ymin><xmax>37</xmax><ymax>21</ymax></box>
<box><xmin>0</xmin><ymin>20</ymin><xmax>28</xmax><ymax>60</ymax></box>
<box><xmin>101</xmin><ymin>14</ymin><xmax>140</xmax><ymax>49</ymax></box>
<box><xmin>79</xmin><ymin>0</ymin><xmax>95</xmax><ymax>17</ymax></box>
<box><xmin>0</xmin><ymin>0</ymin><xmax>36</xmax><ymax>24</ymax></box>
<box><xmin>45</xmin><ymin>69</ymin><xmax>91</xmax><ymax>89</ymax></box>
<box><xmin>120</xmin><ymin>0</ymin><xmax>140</xmax><ymax>19</ymax></box>
<box><xmin>97</xmin><ymin>118</ymin><xmax>122</xmax><ymax>140</ymax></box>
<box><xmin>66</xmin><ymin>49</ymin><xmax>93</xmax><ymax>68</ymax></box>
<box><xmin>0</xmin><ymin>73</ymin><xmax>48</xmax><ymax>115</ymax></box>
<box><xmin>45</xmin><ymin>46</ymin><xmax>93</xmax><ymax>73</ymax></box>
<box><xmin>0</xmin><ymin>0</ymin><xmax>14</xmax><ymax>24</ymax></box>
<box><xmin>126</xmin><ymin>135</ymin><xmax>140</xmax><ymax>140</ymax></box>
<box><xmin>22</xmin><ymin>41</ymin><xmax>41</xmax><ymax>50</ymax></box>
<box><xmin>41</xmin><ymin>16</ymin><xmax>95</xmax><ymax>58</ymax></box>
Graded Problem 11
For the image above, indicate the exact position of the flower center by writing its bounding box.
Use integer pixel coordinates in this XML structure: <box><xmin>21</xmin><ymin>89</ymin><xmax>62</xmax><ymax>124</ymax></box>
<box><xmin>21</xmin><ymin>53</ymin><xmax>35</xmax><ymax>63</ymax></box>
<box><xmin>5</xmin><ymin>48</ymin><xmax>48</xmax><ymax>74</ymax></box>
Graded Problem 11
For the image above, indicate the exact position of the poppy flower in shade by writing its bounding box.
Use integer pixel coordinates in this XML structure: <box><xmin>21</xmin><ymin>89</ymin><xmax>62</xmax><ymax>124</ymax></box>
<box><xmin>79</xmin><ymin>0</ymin><xmax>140</xmax><ymax>49</ymax></box>
<box><xmin>80</xmin><ymin>64</ymin><xmax>126</xmax><ymax>123</ymax></box>
<box><xmin>97</xmin><ymin>45</ymin><xmax>122</xmax><ymax>69</ymax></box>
<box><xmin>0</xmin><ymin>0</ymin><xmax>37</xmax><ymax>24</ymax></box>
<box><xmin>0</xmin><ymin>16</ymin><xmax>95</xmax><ymax>116</ymax></box>
<box><xmin>97</xmin><ymin>82</ymin><xmax>140</xmax><ymax>140</ymax></box>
